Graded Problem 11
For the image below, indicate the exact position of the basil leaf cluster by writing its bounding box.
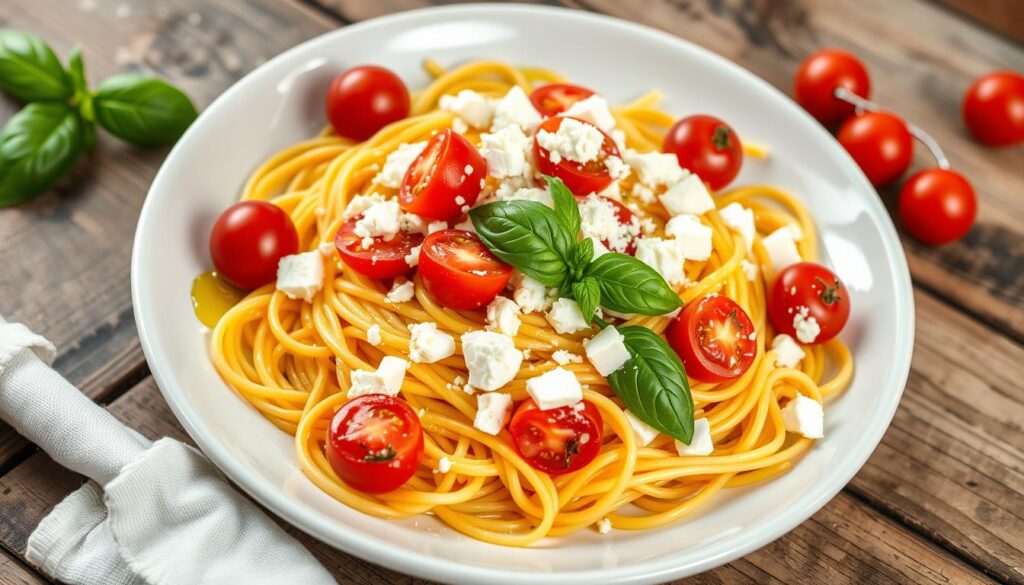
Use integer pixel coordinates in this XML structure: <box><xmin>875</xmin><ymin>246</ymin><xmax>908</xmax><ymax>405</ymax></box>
<box><xmin>0</xmin><ymin>30</ymin><xmax>198</xmax><ymax>207</ymax></box>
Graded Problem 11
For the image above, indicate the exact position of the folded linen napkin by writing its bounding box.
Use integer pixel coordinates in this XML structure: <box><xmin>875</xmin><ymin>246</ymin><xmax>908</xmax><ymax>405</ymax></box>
<box><xmin>0</xmin><ymin>315</ymin><xmax>335</xmax><ymax>585</ymax></box>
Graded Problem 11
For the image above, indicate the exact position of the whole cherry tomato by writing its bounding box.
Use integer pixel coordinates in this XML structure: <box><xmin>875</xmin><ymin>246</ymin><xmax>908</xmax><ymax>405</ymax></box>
<box><xmin>534</xmin><ymin>116</ymin><xmax>620</xmax><ymax>196</ymax></box>
<box><xmin>667</xmin><ymin>295</ymin><xmax>757</xmax><ymax>383</ymax></box>
<box><xmin>334</xmin><ymin>219</ymin><xmax>423</xmax><ymax>279</ymax></box>
<box><xmin>768</xmin><ymin>262</ymin><xmax>850</xmax><ymax>345</ymax></box>
<box><xmin>837</xmin><ymin>111</ymin><xmax>914</xmax><ymax>187</ymax></box>
<box><xmin>795</xmin><ymin>49</ymin><xmax>871</xmax><ymax>126</ymax></box>
<box><xmin>326</xmin><ymin>394</ymin><xmax>423</xmax><ymax>494</ymax></box>
<box><xmin>529</xmin><ymin>83</ymin><xmax>595</xmax><ymax>116</ymax></box>
<box><xmin>326</xmin><ymin>65</ymin><xmax>410</xmax><ymax>141</ymax></box>
<box><xmin>898</xmin><ymin>168</ymin><xmax>976</xmax><ymax>245</ymax></box>
<box><xmin>509</xmin><ymin>398</ymin><xmax>603</xmax><ymax>476</ymax></box>
<box><xmin>962</xmin><ymin>71</ymin><xmax>1024</xmax><ymax>147</ymax></box>
<box><xmin>209</xmin><ymin>201</ymin><xmax>298</xmax><ymax>289</ymax></box>
<box><xmin>399</xmin><ymin>129</ymin><xmax>487</xmax><ymax>221</ymax></box>
<box><xmin>418</xmin><ymin>229</ymin><xmax>513</xmax><ymax>310</ymax></box>
<box><xmin>662</xmin><ymin>114</ymin><xmax>744</xmax><ymax>190</ymax></box>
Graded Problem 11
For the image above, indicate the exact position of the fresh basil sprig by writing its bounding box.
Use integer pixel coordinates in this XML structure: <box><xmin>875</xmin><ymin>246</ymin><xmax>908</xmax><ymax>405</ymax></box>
<box><xmin>469</xmin><ymin>199</ymin><xmax>573</xmax><ymax>286</ymax></box>
<box><xmin>0</xmin><ymin>29</ymin><xmax>198</xmax><ymax>207</ymax></box>
<box><xmin>585</xmin><ymin>253</ymin><xmax>682</xmax><ymax>316</ymax></box>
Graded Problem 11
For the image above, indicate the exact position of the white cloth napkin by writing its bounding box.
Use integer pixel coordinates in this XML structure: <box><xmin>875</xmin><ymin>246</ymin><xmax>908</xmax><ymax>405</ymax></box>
<box><xmin>0</xmin><ymin>315</ymin><xmax>336</xmax><ymax>585</ymax></box>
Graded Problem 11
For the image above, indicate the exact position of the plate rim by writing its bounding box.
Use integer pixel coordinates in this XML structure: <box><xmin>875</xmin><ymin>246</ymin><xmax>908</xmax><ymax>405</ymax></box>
<box><xmin>131</xmin><ymin>4</ymin><xmax>916</xmax><ymax>584</ymax></box>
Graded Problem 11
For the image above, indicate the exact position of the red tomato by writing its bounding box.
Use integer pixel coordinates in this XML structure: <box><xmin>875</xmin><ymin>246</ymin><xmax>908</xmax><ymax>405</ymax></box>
<box><xmin>325</xmin><ymin>66</ymin><xmax>410</xmax><ymax>141</ymax></box>
<box><xmin>418</xmin><ymin>229</ymin><xmax>513</xmax><ymax>310</ymax></box>
<box><xmin>529</xmin><ymin>83</ymin><xmax>595</xmax><ymax>116</ymax></box>
<box><xmin>334</xmin><ymin>219</ymin><xmax>423</xmax><ymax>279</ymax></box>
<box><xmin>209</xmin><ymin>201</ymin><xmax>298</xmax><ymax>290</ymax></box>
<box><xmin>509</xmin><ymin>399</ymin><xmax>603</xmax><ymax>476</ymax></box>
<box><xmin>768</xmin><ymin>262</ymin><xmax>850</xmax><ymax>345</ymax></box>
<box><xmin>326</xmin><ymin>394</ymin><xmax>423</xmax><ymax>494</ymax></box>
<box><xmin>667</xmin><ymin>295</ymin><xmax>757</xmax><ymax>383</ymax></box>
<box><xmin>663</xmin><ymin>114</ymin><xmax>744</xmax><ymax>191</ymax></box>
<box><xmin>962</xmin><ymin>71</ymin><xmax>1024</xmax><ymax>147</ymax></box>
<box><xmin>399</xmin><ymin>129</ymin><xmax>487</xmax><ymax>221</ymax></box>
<box><xmin>575</xmin><ymin>194</ymin><xmax>640</xmax><ymax>255</ymax></box>
<box><xmin>794</xmin><ymin>49</ymin><xmax>871</xmax><ymax>126</ymax></box>
<box><xmin>898</xmin><ymin>168</ymin><xmax>977</xmax><ymax>245</ymax></box>
<box><xmin>837</xmin><ymin>111</ymin><xmax>913</xmax><ymax>187</ymax></box>
<box><xmin>534</xmin><ymin>116</ymin><xmax>620</xmax><ymax>196</ymax></box>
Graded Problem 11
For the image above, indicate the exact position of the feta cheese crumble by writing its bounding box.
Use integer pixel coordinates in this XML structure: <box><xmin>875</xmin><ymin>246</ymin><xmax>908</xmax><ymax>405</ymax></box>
<box><xmin>635</xmin><ymin>237</ymin><xmax>686</xmax><ymax>285</ymax></box>
<box><xmin>792</xmin><ymin>306</ymin><xmax>821</xmax><ymax>344</ymax></box>
<box><xmin>348</xmin><ymin>356</ymin><xmax>408</xmax><ymax>398</ymax></box>
<box><xmin>596</xmin><ymin>518</ymin><xmax>612</xmax><ymax>534</ymax></box>
<box><xmin>500</xmin><ymin>186</ymin><xmax>554</xmax><ymax>208</ymax></box>
<box><xmin>342</xmin><ymin>192</ymin><xmax>385</xmax><ymax>220</ymax></box>
<box><xmin>659</xmin><ymin>173</ymin><xmax>714</xmax><ymax>216</ymax></box>
<box><xmin>781</xmin><ymin>393</ymin><xmax>824</xmax><ymax>439</ymax></box>
<box><xmin>762</xmin><ymin>226</ymin><xmax>802</xmax><ymax>274</ymax></box>
<box><xmin>376</xmin><ymin>142</ymin><xmax>427</xmax><ymax>188</ymax></box>
<box><xmin>404</xmin><ymin>244</ymin><xmax>421</xmax><ymax>267</ymax></box>
<box><xmin>353</xmin><ymin>199</ymin><xmax>402</xmax><ymax>244</ymax></box>
<box><xmin>545</xmin><ymin>297</ymin><xmax>590</xmax><ymax>334</ymax></box>
<box><xmin>772</xmin><ymin>333</ymin><xmax>805</xmax><ymax>368</ymax></box>
<box><xmin>461</xmin><ymin>330</ymin><xmax>523</xmax><ymax>391</ymax></box>
<box><xmin>588</xmin><ymin>236</ymin><xmax>611</xmax><ymax>260</ymax></box>
<box><xmin>510</xmin><ymin>272</ymin><xmax>554</xmax><ymax>313</ymax></box>
<box><xmin>427</xmin><ymin>220</ymin><xmax>448</xmax><ymax>234</ymax></box>
<box><xmin>365</xmin><ymin>324</ymin><xmax>382</xmax><ymax>346</ymax></box>
<box><xmin>474</xmin><ymin>392</ymin><xmax>512</xmax><ymax>435</ymax></box>
<box><xmin>526</xmin><ymin>367</ymin><xmax>583</xmax><ymax>410</ymax></box>
<box><xmin>536</xmin><ymin>117</ymin><xmax>604</xmax><ymax>164</ymax></box>
<box><xmin>486</xmin><ymin>296</ymin><xmax>522</xmax><ymax>336</ymax></box>
<box><xmin>480</xmin><ymin>124</ymin><xmax>532</xmax><ymax>179</ymax></box>
<box><xmin>551</xmin><ymin>350</ymin><xmax>582</xmax><ymax>365</ymax></box>
<box><xmin>718</xmin><ymin>202</ymin><xmax>756</xmax><ymax>253</ymax></box>
<box><xmin>276</xmin><ymin>251</ymin><xmax>323</xmax><ymax>302</ymax></box>
<box><xmin>490</xmin><ymin>86</ymin><xmax>542</xmax><ymax>133</ymax></box>
<box><xmin>624</xmin><ymin>409</ymin><xmax>659</xmax><ymax>446</ymax></box>
<box><xmin>385</xmin><ymin>280</ymin><xmax>416</xmax><ymax>303</ymax></box>
<box><xmin>563</xmin><ymin>94</ymin><xmax>616</xmax><ymax>132</ymax></box>
<box><xmin>408</xmin><ymin>322</ymin><xmax>456</xmax><ymax>363</ymax></box>
<box><xmin>437</xmin><ymin>456</ymin><xmax>452</xmax><ymax>473</ymax></box>
<box><xmin>664</xmin><ymin>214</ymin><xmax>713</xmax><ymax>261</ymax></box>
<box><xmin>583</xmin><ymin>326</ymin><xmax>631</xmax><ymax>376</ymax></box>
<box><xmin>741</xmin><ymin>259</ymin><xmax>758</xmax><ymax>281</ymax></box>
<box><xmin>623</xmin><ymin>149</ymin><xmax>685</xmax><ymax>188</ymax></box>
<box><xmin>438</xmin><ymin>89</ymin><xmax>495</xmax><ymax>129</ymax></box>
<box><xmin>578</xmin><ymin>194</ymin><xmax>641</xmax><ymax>254</ymax></box>
<box><xmin>674</xmin><ymin>418</ymin><xmax>713</xmax><ymax>456</ymax></box>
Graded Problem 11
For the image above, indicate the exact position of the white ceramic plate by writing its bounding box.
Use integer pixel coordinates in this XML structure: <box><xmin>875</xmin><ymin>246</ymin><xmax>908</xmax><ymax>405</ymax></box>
<box><xmin>132</xmin><ymin>5</ymin><xmax>914</xmax><ymax>584</ymax></box>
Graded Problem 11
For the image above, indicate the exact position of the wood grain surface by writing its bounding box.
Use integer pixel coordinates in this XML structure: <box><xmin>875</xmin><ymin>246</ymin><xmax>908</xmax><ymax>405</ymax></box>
<box><xmin>0</xmin><ymin>0</ymin><xmax>1021</xmax><ymax>583</ymax></box>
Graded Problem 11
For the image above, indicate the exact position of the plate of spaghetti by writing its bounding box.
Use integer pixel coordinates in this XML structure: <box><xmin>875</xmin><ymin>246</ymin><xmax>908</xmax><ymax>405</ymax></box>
<box><xmin>132</xmin><ymin>5</ymin><xmax>914</xmax><ymax>584</ymax></box>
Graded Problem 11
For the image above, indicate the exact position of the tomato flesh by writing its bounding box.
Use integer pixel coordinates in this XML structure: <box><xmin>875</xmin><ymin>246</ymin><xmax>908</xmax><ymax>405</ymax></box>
<box><xmin>209</xmin><ymin>201</ymin><xmax>299</xmax><ymax>290</ymax></box>
<box><xmin>794</xmin><ymin>49</ymin><xmax>871</xmax><ymax>126</ymax></box>
<box><xmin>662</xmin><ymin>114</ymin><xmax>743</xmax><ymax>191</ymax></box>
<box><xmin>897</xmin><ymin>169</ymin><xmax>976</xmax><ymax>246</ymax></box>
<box><xmin>326</xmin><ymin>65</ymin><xmax>410</xmax><ymax>141</ymax></box>
<box><xmin>667</xmin><ymin>295</ymin><xmax>757</xmax><ymax>383</ymax></box>
<box><xmin>418</xmin><ymin>229</ymin><xmax>512</xmax><ymax>310</ymax></box>
<box><xmin>529</xmin><ymin>83</ymin><xmax>596</xmax><ymax>116</ymax></box>
<box><xmin>509</xmin><ymin>399</ymin><xmax>602</xmax><ymax>476</ymax></box>
<box><xmin>399</xmin><ymin>129</ymin><xmax>487</xmax><ymax>221</ymax></box>
<box><xmin>837</xmin><ymin>111</ymin><xmax>913</xmax><ymax>187</ymax></box>
<box><xmin>767</xmin><ymin>262</ymin><xmax>851</xmax><ymax>344</ymax></box>
<box><xmin>326</xmin><ymin>394</ymin><xmax>423</xmax><ymax>494</ymax></box>
<box><xmin>534</xmin><ymin>116</ymin><xmax>620</xmax><ymax>196</ymax></box>
<box><xmin>334</xmin><ymin>218</ymin><xmax>423</xmax><ymax>279</ymax></box>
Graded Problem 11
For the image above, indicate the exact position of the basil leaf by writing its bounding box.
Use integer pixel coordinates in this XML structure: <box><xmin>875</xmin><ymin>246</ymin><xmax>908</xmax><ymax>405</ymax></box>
<box><xmin>545</xmin><ymin>175</ymin><xmax>580</xmax><ymax>238</ymax></box>
<box><xmin>571</xmin><ymin>276</ymin><xmax>601</xmax><ymax>323</ymax></box>
<box><xmin>584</xmin><ymin>253</ymin><xmax>682</xmax><ymax>316</ymax></box>
<box><xmin>93</xmin><ymin>74</ymin><xmax>198</xmax><ymax>147</ymax></box>
<box><xmin>0</xmin><ymin>102</ymin><xmax>83</xmax><ymax>207</ymax></box>
<box><xmin>0</xmin><ymin>29</ymin><xmax>72</xmax><ymax>102</ymax></box>
<box><xmin>572</xmin><ymin>237</ymin><xmax>594</xmax><ymax>276</ymax></box>
<box><xmin>469</xmin><ymin>200</ymin><xmax>573</xmax><ymax>287</ymax></box>
<box><xmin>606</xmin><ymin>326</ymin><xmax>694</xmax><ymax>443</ymax></box>
<box><xmin>67</xmin><ymin>45</ymin><xmax>88</xmax><ymax>97</ymax></box>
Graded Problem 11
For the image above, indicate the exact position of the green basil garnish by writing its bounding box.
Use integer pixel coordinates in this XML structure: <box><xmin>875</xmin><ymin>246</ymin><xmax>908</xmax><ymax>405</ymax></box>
<box><xmin>546</xmin><ymin>174</ymin><xmax>580</xmax><ymax>238</ymax></box>
<box><xmin>0</xmin><ymin>30</ymin><xmax>71</xmax><ymax>103</ymax></box>
<box><xmin>584</xmin><ymin>253</ymin><xmax>682</xmax><ymax>316</ymax></box>
<box><xmin>571</xmin><ymin>276</ymin><xmax>601</xmax><ymax>323</ymax></box>
<box><xmin>93</xmin><ymin>75</ymin><xmax>198</xmax><ymax>147</ymax></box>
<box><xmin>0</xmin><ymin>102</ymin><xmax>83</xmax><ymax>207</ymax></box>
<box><xmin>469</xmin><ymin>199</ymin><xmax>573</xmax><ymax>287</ymax></box>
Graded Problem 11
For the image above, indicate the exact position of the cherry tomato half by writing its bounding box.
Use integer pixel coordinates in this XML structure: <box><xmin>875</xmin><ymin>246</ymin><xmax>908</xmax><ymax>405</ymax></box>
<box><xmin>399</xmin><ymin>129</ymin><xmax>487</xmax><ymax>221</ymax></box>
<box><xmin>667</xmin><ymin>295</ymin><xmax>757</xmax><ymax>383</ymax></box>
<box><xmin>509</xmin><ymin>399</ymin><xmax>603</xmax><ymax>476</ymax></box>
<box><xmin>795</xmin><ymin>49</ymin><xmax>871</xmax><ymax>126</ymax></box>
<box><xmin>575</xmin><ymin>194</ymin><xmax>640</xmax><ymax>255</ymax></box>
<box><xmin>209</xmin><ymin>201</ymin><xmax>298</xmax><ymax>290</ymax></box>
<box><xmin>962</xmin><ymin>71</ymin><xmax>1024</xmax><ymax>147</ymax></box>
<box><xmin>529</xmin><ymin>83</ymin><xmax>596</xmax><ymax>116</ymax></box>
<box><xmin>534</xmin><ymin>116</ymin><xmax>620</xmax><ymax>196</ymax></box>
<box><xmin>326</xmin><ymin>394</ymin><xmax>423</xmax><ymax>494</ymax></box>
<box><xmin>326</xmin><ymin>65</ymin><xmax>410</xmax><ymax>141</ymax></box>
<box><xmin>418</xmin><ymin>229</ymin><xmax>513</xmax><ymax>310</ymax></box>
<box><xmin>837</xmin><ymin>111</ymin><xmax>913</xmax><ymax>187</ymax></box>
<box><xmin>898</xmin><ymin>168</ymin><xmax>977</xmax><ymax>245</ymax></box>
<box><xmin>768</xmin><ymin>262</ymin><xmax>850</xmax><ymax>345</ymax></box>
<box><xmin>663</xmin><ymin>114</ymin><xmax>743</xmax><ymax>191</ymax></box>
<box><xmin>334</xmin><ymin>218</ymin><xmax>423</xmax><ymax>279</ymax></box>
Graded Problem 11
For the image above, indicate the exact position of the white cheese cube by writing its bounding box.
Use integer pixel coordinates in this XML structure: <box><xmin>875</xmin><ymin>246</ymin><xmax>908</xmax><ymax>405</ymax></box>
<box><xmin>400</xmin><ymin>212</ymin><xmax>428</xmax><ymax>234</ymax></box>
<box><xmin>486</xmin><ymin>296</ymin><xmax>521</xmax><ymax>336</ymax></box>
<box><xmin>526</xmin><ymin>367</ymin><xmax>583</xmax><ymax>410</ymax></box>
<box><xmin>771</xmin><ymin>333</ymin><xmax>805</xmax><ymax>368</ymax></box>
<box><xmin>664</xmin><ymin>215</ymin><xmax>713</xmax><ymax>261</ymax></box>
<box><xmin>579</xmin><ymin>194</ymin><xmax>641</xmax><ymax>254</ymax></box>
<box><xmin>762</xmin><ymin>226</ymin><xmax>802</xmax><ymax>274</ymax></box>
<box><xmin>439</xmin><ymin>90</ymin><xmax>495</xmax><ymax>129</ymax></box>
<box><xmin>365</xmin><ymin>324</ymin><xmax>382</xmax><ymax>346</ymax></box>
<box><xmin>490</xmin><ymin>86</ymin><xmax>541</xmax><ymax>133</ymax></box>
<box><xmin>792</xmin><ymin>307</ymin><xmax>821</xmax><ymax>344</ymax></box>
<box><xmin>461</xmin><ymin>330</ymin><xmax>523</xmax><ymax>391</ymax></box>
<box><xmin>622</xmin><ymin>149</ymin><xmax>685</xmax><ymax>188</ymax></box>
<box><xmin>377</xmin><ymin>142</ymin><xmax>427</xmax><ymax>188</ymax></box>
<box><xmin>781</xmin><ymin>393</ymin><xmax>824</xmax><ymax>439</ymax></box>
<box><xmin>659</xmin><ymin>174</ymin><xmax>714</xmax><ymax>216</ymax></box>
<box><xmin>623</xmin><ymin>409</ymin><xmax>659</xmax><ymax>446</ymax></box>
<box><xmin>719</xmin><ymin>202</ymin><xmax>755</xmax><ymax>253</ymax></box>
<box><xmin>385</xmin><ymin>280</ymin><xmax>416</xmax><ymax>303</ymax></box>
<box><xmin>563</xmin><ymin>94</ymin><xmax>616</xmax><ymax>132</ymax></box>
<box><xmin>674</xmin><ymin>418</ymin><xmax>714</xmax><ymax>456</ymax></box>
<box><xmin>348</xmin><ymin>356</ymin><xmax>409</xmax><ymax>398</ymax></box>
<box><xmin>510</xmin><ymin>272</ymin><xmax>554</xmax><ymax>314</ymax></box>
<box><xmin>474</xmin><ymin>392</ymin><xmax>512</xmax><ymax>435</ymax></box>
<box><xmin>427</xmin><ymin>220</ymin><xmax>448</xmax><ymax>234</ymax></box>
<box><xmin>545</xmin><ymin>298</ymin><xmax>590</xmax><ymax>334</ymax></box>
<box><xmin>480</xmin><ymin>124</ymin><xmax>532</xmax><ymax>179</ymax></box>
<box><xmin>353</xmin><ymin>200</ymin><xmax>402</xmax><ymax>242</ymax></box>
<box><xmin>583</xmin><ymin>326</ymin><xmax>631</xmax><ymax>376</ymax></box>
<box><xmin>635</xmin><ymin>237</ymin><xmax>686</xmax><ymax>285</ymax></box>
<box><xmin>536</xmin><ymin>117</ymin><xmax>604</xmax><ymax>164</ymax></box>
<box><xmin>408</xmin><ymin>322</ymin><xmax>456</xmax><ymax>364</ymax></box>
<box><xmin>551</xmin><ymin>350</ymin><xmax>582</xmax><ymax>365</ymax></box>
<box><xmin>342</xmin><ymin>192</ymin><xmax>385</xmax><ymax>220</ymax></box>
<box><xmin>276</xmin><ymin>251</ymin><xmax>324</xmax><ymax>302</ymax></box>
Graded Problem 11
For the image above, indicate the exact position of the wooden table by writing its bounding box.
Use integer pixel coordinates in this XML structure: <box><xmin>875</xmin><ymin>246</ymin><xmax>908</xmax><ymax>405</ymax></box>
<box><xmin>1</xmin><ymin>1</ymin><xmax>1021</xmax><ymax>583</ymax></box>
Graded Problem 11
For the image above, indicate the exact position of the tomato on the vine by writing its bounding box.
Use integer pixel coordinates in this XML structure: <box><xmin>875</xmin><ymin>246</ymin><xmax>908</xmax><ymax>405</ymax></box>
<box><xmin>768</xmin><ymin>262</ymin><xmax>850</xmax><ymax>344</ymax></box>
<box><xmin>529</xmin><ymin>83</ymin><xmax>595</xmax><ymax>116</ymax></box>
<box><xmin>794</xmin><ymin>49</ymin><xmax>871</xmax><ymax>126</ymax></box>
<box><xmin>326</xmin><ymin>394</ymin><xmax>423</xmax><ymax>494</ymax></box>
<box><xmin>399</xmin><ymin>129</ymin><xmax>487</xmax><ymax>221</ymax></box>
<box><xmin>326</xmin><ymin>65</ymin><xmax>410</xmax><ymax>141</ymax></box>
<box><xmin>837</xmin><ymin>111</ymin><xmax>913</xmax><ymax>187</ymax></box>
<box><xmin>334</xmin><ymin>219</ymin><xmax>423</xmax><ymax>279</ymax></box>
<box><xmin>509</xmin><ymin>399</ymin><xmax>603</xmax><ymax>476</ymax></box>
<box><xmin>962</xmin><ymin>71</ymin><xmax>1024</xmax><ymax>147</ymax></box>
<box><xmin>209</xmin><ymin>201</ymin><xmax>299</xmax><ymax>290</ymax></box>
<box><xmin>898</xmin><ymin>168</ymin><xmax>976</xmax><ymax>245</ymax></box>
<box><xmin>667</xmin><ymin>295</ymin><xmax>757</xmax><ymax>383</ymax></box>
<box><xmin>534</xmin><ymin>116</ymin><xmax>620</xmax><ymax>196</ymax></box>
<box><xmin>418</xmin><ymin>229</ymin><xmax>513</xmax><ymax>310</ymax></box>
<box><xmin>662</xmin><ymin>114</ymin><xmax>743</xmax><ymax>191</ymax></box>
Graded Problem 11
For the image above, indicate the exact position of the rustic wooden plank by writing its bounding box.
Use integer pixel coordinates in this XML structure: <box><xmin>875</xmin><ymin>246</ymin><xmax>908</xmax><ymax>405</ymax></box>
<box><xmin>0</xmin><ymin>0</ymin><xmax>338</xmax><ymax>468</ymax></box>
<box><xmin>0</xmin><ymin>549</ymin><xmax>46</xmax><ymax>585</ymax></box>
<box><xmin>0</xmin><ymin>376</ymin><xmax>999</xmax><ymax>585</ymax></box>
<box><xmin>932</xmin><ymin>0</ymin><xmax>1024</xmax><ymax>43</ymax></box>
